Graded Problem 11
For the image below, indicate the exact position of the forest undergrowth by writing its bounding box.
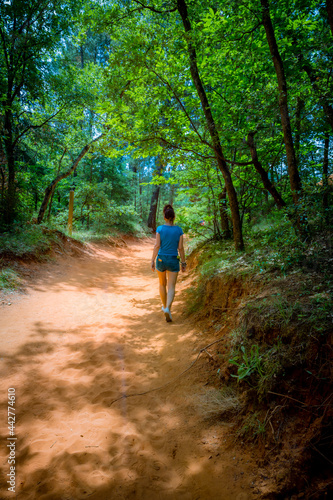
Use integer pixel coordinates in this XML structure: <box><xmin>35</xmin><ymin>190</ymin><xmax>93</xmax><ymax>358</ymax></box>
<box><xmin>185</xmin><ymin>226</ymin><xmax>333</xmax><ymax>499</ymax></box>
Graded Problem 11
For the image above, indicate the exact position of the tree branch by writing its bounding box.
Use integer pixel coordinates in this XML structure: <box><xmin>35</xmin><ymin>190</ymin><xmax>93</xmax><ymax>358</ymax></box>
<box><xmin>131</xmin><ymin>134</ymin><xmax>214</xmax><ymax>160</ymax></box>
<box><xmin>133</xmin><ymin>0</ymin><xmax>177</xmax><ymax>14</ymax></box>
<box><xmin>106</xmin><ymin>7</ymin><xmax>145</xmax><ymax>25</ymax></box>
<box><xmin>224</xmin><ymin>158</ymin><xmax>254</xmax><ymax>166</ymax></box>
<box><xmin>229</xmin><ymin>22</ymin><xmax>262</xmax><ymax>42</ymax></box>
<box><xmin>156</xmin><ymin>135</ymin><xmax>214</xmax><ymax>159</ymax></box>
<box><xmin>232</xmin><ymin>170</ymin><xmax>265</xmax><ymax>191</ymax></box>
<box><xmin>210</xmin><ymin>87</ymin><xmax>231</xmax><ymax>106</ymax></box>
<box><xmin>146</xmin><ymin>63</ymin><xmax>212</xmax><ymax>149</ymax></box>
<box><xmin>13</xmin><ymin>106</ymin><xmax>66</xmax><ymax>147</ymax></box>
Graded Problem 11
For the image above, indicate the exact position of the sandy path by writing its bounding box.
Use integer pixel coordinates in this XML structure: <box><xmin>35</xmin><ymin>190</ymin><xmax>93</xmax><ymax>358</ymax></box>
<box><xmin>0</xmin><ymin>240</ymin><xmax>256</xmax><ymax>499</ymax></box>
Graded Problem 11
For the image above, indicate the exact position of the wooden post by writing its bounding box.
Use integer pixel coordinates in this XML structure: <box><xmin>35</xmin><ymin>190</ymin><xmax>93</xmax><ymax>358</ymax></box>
<box><xmin>68</xmin><ymin>189</ymin><xmax>75</xmax><ymax>236</ymax></box>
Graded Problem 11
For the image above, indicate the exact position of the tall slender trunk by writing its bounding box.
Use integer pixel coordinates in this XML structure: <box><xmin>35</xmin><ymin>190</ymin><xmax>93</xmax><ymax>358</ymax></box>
<box><xmin>0</xmin><ymin>166</ymin><xmax>5</xmax><ymax>224</ymax></box>
<box><xmin>80</xmin><ymin>45</ymin><xmax>84</xmax><ymax>69</ymax></box>
<box><xmin>169</xmin><ymin>184</ymin><xmax>175</xmax><ymax>206</ymax></box>
<box><xmin>147</xmin><ymin>186</ymin><xmax>160</xmax><ymax>232</ymax></box>
<box><xmin>147</xmin><ymin>159</ymin><xmax>163</xmax><ymax>232</ymax></box>
<box><xmin>139</xmin><ymin>172</ymin><xmax>143</xmax><ymax>217</ymax></box>
<box><xmin>130</xmin><ymin>159</ymin><xmax>139</xmax><ymax>211</ymax></box>
<box><xmin>326</xmin><ymin>0</ymin><xmax>333</xmax><ymax>36</ymax></box>
<box><xmin>323</xmin><ymin>133</ymin><xmax>330</xmax><ymax>221</ymax></box>
<box><xmin>218</xmin><ymin>187</ymin><xmax>231</xmax><ymax>239</ymax></box>
<box><xmin>47</xmin><ymin>188</ymin><xmax>55</xmax><ymax>220</ymax></box>
<box><xmin>260</xmin><ymin>0</ymin><xmax>302</xmax><ymax>202</ymax></box>
<box><xmin>177</xmin><ymin>0</ymin><xmax>244</xmax><ymax>250</ymax></box>
<box><xmin>0</xmin><ymin>166</ymin><xmax>5</xmax><ymax>203</ymax></box>
<box><xmin>295</xmin><ymin>97</ymin><xmax>304</xmax><ymax>167</ymax></box>
<box><xmin>207</xmin><ymin>170</ymin><xmax>221</xmax><ymax>239</ymax></box>
<box><xmin>246</xmin><ymin>132</ymin><xmax>286</xmax><ymax>208</ymax></box>
<box><xmin>3</xmin><ymin>107</ymin><xmax>16</xmax><ymax>226</ymax></box>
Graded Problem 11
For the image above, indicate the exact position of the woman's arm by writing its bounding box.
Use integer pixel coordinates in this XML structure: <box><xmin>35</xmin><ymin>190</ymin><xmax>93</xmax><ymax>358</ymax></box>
<box><xmin>151</xmin><ymin>232</ymin><xmax>161</xmax><ymax>271</ymax></box>
<box><xmin>178</xmin><ymin>235</ymin><xmax>186</xmax><ymax>271</ymax></box>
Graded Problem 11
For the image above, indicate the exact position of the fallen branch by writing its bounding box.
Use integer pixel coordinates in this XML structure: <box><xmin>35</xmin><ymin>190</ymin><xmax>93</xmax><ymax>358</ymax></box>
<box><xmin>268</xmin><ymin>391</ymin><xmax>307</xmax><ymax>406</ymax></box>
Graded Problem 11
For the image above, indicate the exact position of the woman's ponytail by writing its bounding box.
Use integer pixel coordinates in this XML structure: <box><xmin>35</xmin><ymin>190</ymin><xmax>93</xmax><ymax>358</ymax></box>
<box><xmin>163</xmin><ymin>204</ymin><xmax>175</xmax><ymax>221</ymax></box>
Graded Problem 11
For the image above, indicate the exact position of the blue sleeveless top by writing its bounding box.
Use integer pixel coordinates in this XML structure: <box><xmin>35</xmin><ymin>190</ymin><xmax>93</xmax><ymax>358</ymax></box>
<box><xmin>156</xmin><ymin>225</ymin><xmax>183</xmax><ymax>256</ymax></box>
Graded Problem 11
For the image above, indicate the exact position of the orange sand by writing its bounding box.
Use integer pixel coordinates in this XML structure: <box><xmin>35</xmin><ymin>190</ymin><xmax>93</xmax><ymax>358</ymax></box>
<box><xmin>0</xmin><ymin>240</ymin><xmax>256</xmax><ymax>499</ymax></box>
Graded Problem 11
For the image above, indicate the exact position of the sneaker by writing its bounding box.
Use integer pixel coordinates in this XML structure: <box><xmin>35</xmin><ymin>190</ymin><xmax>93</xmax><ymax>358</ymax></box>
<box><xmin>164</xmin><ymin>307</ymin><xmax>172</xmax><ymax>322</ymax></box>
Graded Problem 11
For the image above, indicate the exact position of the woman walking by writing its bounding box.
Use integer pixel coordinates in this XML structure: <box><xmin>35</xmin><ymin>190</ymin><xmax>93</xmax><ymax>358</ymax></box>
<box><xmin>151</xmin><ymin>204</ymin><xmax>186</xmax><ymax>322</ymax></box>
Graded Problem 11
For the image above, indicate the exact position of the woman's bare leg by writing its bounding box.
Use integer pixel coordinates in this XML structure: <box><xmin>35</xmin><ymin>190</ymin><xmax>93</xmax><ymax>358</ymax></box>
<box><xmin>166</xmin><ymin>271</ymin><xmax>178</xmax><ymax>310</ymax></box>
<box><xmin>157</xmin><ymin>270</ymin><xmax>167</xmax><ymax>308</ymax></box>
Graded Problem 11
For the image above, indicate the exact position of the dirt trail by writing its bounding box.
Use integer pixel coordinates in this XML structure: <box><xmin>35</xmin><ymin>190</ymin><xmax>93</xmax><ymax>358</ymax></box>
<box><xmin>0</xmin><ymin>239</ymin><xmax>257</xmax><ymax>500</ymax></box>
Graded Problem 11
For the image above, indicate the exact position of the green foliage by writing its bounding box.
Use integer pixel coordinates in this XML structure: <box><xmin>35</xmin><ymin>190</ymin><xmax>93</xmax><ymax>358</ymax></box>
<box><xmin>0</xmin><ymin>226</ymin><xmax>57</xmax><ymax>257</ymax></box>
<box><xmin>228</xmin><ymin>282</ymin><xmax>333</xmax><ymax>399</ymax></box>
<box><xmin>236</xmin><ymin>412</ymin><xmax>267</xmax><ymax>441</ymax></box>
<box><xmin>1</xmin><ymin>0</ymin><xmax>332</xmax><ymax>245</ymax></box>
<box><xmin>187</xmin><ymin>210</ymin><xmax>332</xmax><ymax>406</ymax></box>
<box><xmin>230</xmin><ymin>345</ymin><xmax>264</xmax><ymax>382</ymax></box>
<box><xmin>0</xmin><ymin>268</ymin><xmax>22</xmax><ymax>291</ymax></box>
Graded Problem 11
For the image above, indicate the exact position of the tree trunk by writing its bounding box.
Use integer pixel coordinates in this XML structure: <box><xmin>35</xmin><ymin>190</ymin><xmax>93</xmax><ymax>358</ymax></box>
<box><xmin>295</xmin><ymin>97</ymin><xmax>304</xmax><ymax>167</ymax></box>
<box><xmin>147</xmin><ymin>186</ymin><xmax>160</xmax><ymax>232</ymax></box>
<box><xmin>131</xmin><ymin>158</ymin><xmax>138</xmax><ymax>211</ymax></box>
<box><xmin>206</xmin><ymin>169</ymin><xmax>221</xmax><ymax>239</ymax></box>
<box><xmin>169</xmin><ymin>183</ymin><xmax>175</xmax><ymax>206</ymax></box>
<box><xmin>147</xmin><ymin>159</ymin><xmax>163</xmax><ymax>232</ymax></box>
<box><xmin>80</xmin><ymin>45</ymin><xmax>85</xmax><ymax>69</ymax></box>
<box><xmin>47</xmin><ymin>187</ymin><xmax>55</xmax><ymax>220</ymax></box>
<box><xmin>139</xmin><ymin>171</ymin><xmax>143</xmax><ymax>217</ymax></box>
<box><xmin>87</xmin><ymin>205</ymin><xmax>90</xmax><ymax>229</ymax></box>
<box><xmin>326</xmin><ymin>0</ymin><xmax>333</xmax><ymax>36</ymax></box>
<box><xmin>323</xmin><ymin>133</ymin><xmax>330</xmax><ymax>220</ymax></box>
<box><xmin>218</xmin><ymin>187</ymin><xmax>231</xmax><ymax>239</ymax></box>
<box><xmin>3</xmin><ymin>107</ymin><xmax>16</xmax><ymax>226</ymax></box>
<box><xmin>261</xmin><ymin>0</ymin><xmax>302</xmax><ymax>202</ymax></box>
<box><xmin>177</xmin><ymin>0</ymin><xmax>244</xmax><ymax>250</ymax></box>
<box><xmin>0</xmin><ymin>166</ymin><xmax>5</xmax><ymax>206</ymax></box>
<box><xmin>4</xmin><ymin>152</ymin><xmax>16</xmax><ymax>226</ymax></box>
<box><xmin>246</xmin><ymin>132</ymin><xmax>286</xmax><ymax>208</ymax></box>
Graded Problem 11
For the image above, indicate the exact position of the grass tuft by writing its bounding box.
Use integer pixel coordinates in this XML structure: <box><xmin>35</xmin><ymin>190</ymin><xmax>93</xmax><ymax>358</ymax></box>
<box><xmin>197</xmin><ymin>387</ymin><xmax>244</xmax><ymax>418</ymax></box>
<box><xmin>0</xmin><ymin>268</ymin><xmax>22</xmax><ymax>291</ymax></box>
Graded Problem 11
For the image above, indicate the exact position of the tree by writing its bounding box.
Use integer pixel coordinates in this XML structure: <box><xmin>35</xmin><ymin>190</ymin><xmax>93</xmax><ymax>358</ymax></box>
<box><xmin>0</xmin><ymin>0</ymin><xmax>80</xmax><ymax>228</ymax></box>
<box><xmin>176</xmin><ymin>0</ymin><xmax>244</xmax><ymax>250</ymax></box>
<box><xmin>147</xmin><ymin>158</ymin><xmax>163</xmax><ymax>232</ymax></box>
<box><xmin>260</xmin><ymin>0</ymin><xmax>302</xmax><ymax>203</ymax></box>
<box><xmin>326</xmin><ymin>0</ymin><xmax>333</xmax><ymax>36</ymax></box>
<box><xmin>86</xmin><ymin>0</ymin><xmax>246</xmax><ymax>248</ymax></box>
